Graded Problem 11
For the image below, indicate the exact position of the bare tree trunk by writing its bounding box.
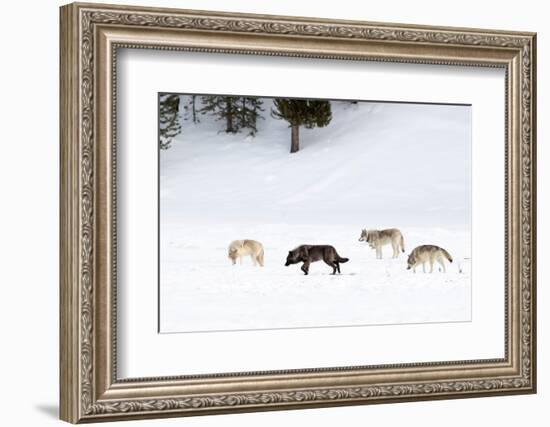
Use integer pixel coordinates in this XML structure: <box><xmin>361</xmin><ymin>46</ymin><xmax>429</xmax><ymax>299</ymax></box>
<box><xmin>225</xmin><ymin>97</ymin><xmax>234</xmax><ymax>133</ymax></box>
<box><xmin>290</xmin><ymin>123</ymin><xmax>300</xmax><ymax>153</ymax></box>
<box><xmin>191</xmin><ymin>95</ymin><xmax>197</xmax><ymax>123</ymax></box>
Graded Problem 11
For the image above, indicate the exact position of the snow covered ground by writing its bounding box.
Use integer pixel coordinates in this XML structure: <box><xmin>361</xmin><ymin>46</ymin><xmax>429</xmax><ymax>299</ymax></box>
<box><xmin>160</xmin><ymin>99</ymin><xmax>471</xmax><ymax>333</ymax></box>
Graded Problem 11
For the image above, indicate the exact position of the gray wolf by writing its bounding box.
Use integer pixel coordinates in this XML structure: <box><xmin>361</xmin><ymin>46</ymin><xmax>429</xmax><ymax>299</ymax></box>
<box><xmin>285</xmin><ymin>245</ymin><xmax>349</xmax><ymax>275</ymax></box>
<box><xmin>407</xmin><ymin>245</ymin><xmax>453</xmax><ymax>273</ymax></box>
<box><xmin>228</xmin><ymin>240</ymin><xmax>264</xmax><ymax>266</ymax></box>
<box><xmin>358</xmin><ymin>228</ymin><xmax>405</xmax><ymax>259</ymax></box>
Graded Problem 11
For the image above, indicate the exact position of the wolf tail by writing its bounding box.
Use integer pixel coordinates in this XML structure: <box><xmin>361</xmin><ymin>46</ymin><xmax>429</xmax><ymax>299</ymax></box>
<box><xmin>400</xmin><ymin>234</ymin><xmax>405</xmax><ymax>253</ymax></box>
<box><xmin>337</xmin><ymin>256</ymin><xmax>349</xmax><ymax>263</ymax></box>
<box><xmin>441</xmin><ymin>248</ymin><xmax>453</xmax><ymax>263</ymax></box>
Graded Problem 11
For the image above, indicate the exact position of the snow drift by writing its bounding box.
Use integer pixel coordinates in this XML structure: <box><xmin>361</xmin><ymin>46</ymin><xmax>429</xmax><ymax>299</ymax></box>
<box><xmin>160</xmin><ymin>99</ymin><xmax>471</xmax><ymax>333</ymax></box>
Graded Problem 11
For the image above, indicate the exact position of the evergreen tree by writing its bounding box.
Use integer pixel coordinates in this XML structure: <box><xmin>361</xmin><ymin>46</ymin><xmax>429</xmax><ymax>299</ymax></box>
<box><xmin>199</xmin><ymin>95</ymin><xmax>240</xmax><ymax>133</ymax></box>
<box><xmin>159</xmin><ymin>94</ymin><xmax>182</xmax><ymax>150</ymax></box>
<box><xmin>182</xmin><ymin>95</ymin><xmax>200</xmax><ymax>124</ymax></box>
<box><xmin>238</xmin><ymin>97</ymin><xmax>264</xmax><ymax>136</ymax></box>
<box><xmin>271</xmin><ymin>99</ymin><xmax>332</xmax><ymax>153</ymax></box>
<box><xmin>200</xmin><ymin>95</ymin><xmax>264</xmax><ymax>135</ymax></box>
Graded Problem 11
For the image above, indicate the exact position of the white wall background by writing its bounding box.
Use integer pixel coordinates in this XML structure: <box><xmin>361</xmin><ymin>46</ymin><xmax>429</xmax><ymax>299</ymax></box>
<box><xmin>0</xmin><ymin>0</ymin><xmax>545</xmax><ymax>425</ymax></box>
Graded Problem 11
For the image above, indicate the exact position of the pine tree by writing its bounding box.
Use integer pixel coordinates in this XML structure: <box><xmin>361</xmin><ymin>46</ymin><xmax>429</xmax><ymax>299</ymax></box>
<box><xmin>238</xmin><ymin>97</ymin><xmax>264</xmax><ymax>136</ymax></box>
<box><xmin>182</xmin><ymin>95</ymin><xmax>200</xmax><ymax>124</ymax></box>
<box><xmin>159</xmin><ymin>94</ymin><xmax>182</xmax><ymax>150</ymax></box>
<box><xmin>200</xmin><ymin>95</ymin><xmax>264</xmax><ymax>135</ymax></box>
<box><xmin>199</xmin><ymin>95</ymin><xmax>240</xmax><ymax>133</ymax></box>
<box><xmin>271</xmin><ymin>99</ymin><xmax>332</xmax><ymax>153</ymax></box>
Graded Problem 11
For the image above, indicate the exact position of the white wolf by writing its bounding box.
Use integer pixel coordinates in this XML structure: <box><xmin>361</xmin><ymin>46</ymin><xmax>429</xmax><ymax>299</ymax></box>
<box><xmin>228</xmin><ymin>240</ymin><xmax>265</xmax><ymax>266</ymax></box>
<box><xmin>407</xmin><ymin>245</ymin><xmax>453</xmax><ymax>273</ymax></box>
<box><xmin>358</xmin><ymin>228</ymin><xmax>405</xmax><ymax>259</ymax></box>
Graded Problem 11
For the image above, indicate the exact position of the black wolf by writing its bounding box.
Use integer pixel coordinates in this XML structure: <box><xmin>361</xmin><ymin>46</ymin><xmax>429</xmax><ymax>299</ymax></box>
<box><xmin>285</xmin><ymin>245</ymin><xmax>349</xmax><ymax>275</ymax></box>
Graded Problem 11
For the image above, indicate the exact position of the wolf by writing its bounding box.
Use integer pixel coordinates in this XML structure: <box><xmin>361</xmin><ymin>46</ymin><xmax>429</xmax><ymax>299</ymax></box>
<box><xmin>407</xmin><ymin>245</ymin><xmax>453</xmax><ymax>273</ymax></box>
<box><xmin>285</xmin><ymin>245</ymin><xmax>349</xmax><ymax>275</ymax></box>
<box><xmin>358</xmin><ymin>228</ymin><xmax>405</xmax><ymax>259</ymax></box>
<box><xmin>228</xmin><ymin>240</ymin><xmax>264</xmax><ymax>266</ymax></box>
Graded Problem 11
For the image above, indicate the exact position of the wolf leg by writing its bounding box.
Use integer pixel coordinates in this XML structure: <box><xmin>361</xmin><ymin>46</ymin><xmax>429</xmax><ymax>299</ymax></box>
<box><xmin>323</xmin><ymin>259</ymin><xmax>338</xmax><ymax>274</ymax></box>
<box><xmin>301</xmin><ymin>261</ymin><xmax>310</xmax><ymax>275</ymax></box>
<box><xmin>422</xmin><ymin>263</ymin><xmax>426</xmax><ymax>273</ymax></box>
<box><xmin>257</xmin><ymin>251</ymin><xmax>264</xmax><ymax>267</ymax></box>
<box><xmin>429</xmin><ymin>260</ymin><xmax>434</xmax><ymax>273</ymax></box>
<box><xmin>250</xmin><ymin>254</ymin><xmax>256</xmax><ymax>266</ymax></box>
<box><xmin>438</xmin><ymin>257</ymin><xmax>446</xmax><ymax>273</ymax></box>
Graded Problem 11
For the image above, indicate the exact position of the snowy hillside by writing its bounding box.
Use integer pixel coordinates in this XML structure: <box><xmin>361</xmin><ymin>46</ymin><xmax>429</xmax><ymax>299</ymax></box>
<box><xmin>160</xmin><ymin>99</ymin><xmax>471</xmax><ymax>333</ymax></box>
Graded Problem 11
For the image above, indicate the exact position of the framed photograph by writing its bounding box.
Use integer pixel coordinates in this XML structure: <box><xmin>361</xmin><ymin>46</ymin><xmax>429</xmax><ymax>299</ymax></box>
<box><xmin>60</xmin><ymin>2</ymin><xmax>537</xmax><ymax>423</ymax></box>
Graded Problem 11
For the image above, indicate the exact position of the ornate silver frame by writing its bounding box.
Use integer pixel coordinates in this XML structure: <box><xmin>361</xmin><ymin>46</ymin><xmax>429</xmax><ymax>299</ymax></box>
<box><xmin>60</xmin><ymin>2</ymin><xmax>537</xmax><ymax>423</ymax></box>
